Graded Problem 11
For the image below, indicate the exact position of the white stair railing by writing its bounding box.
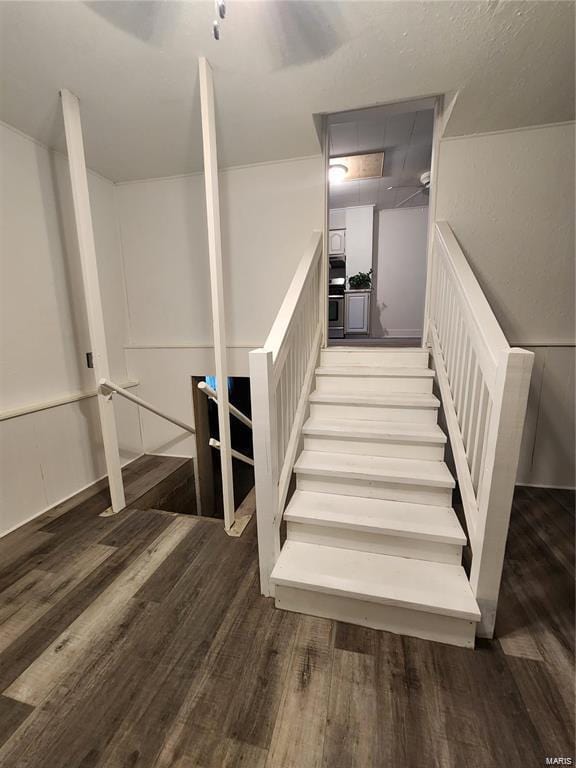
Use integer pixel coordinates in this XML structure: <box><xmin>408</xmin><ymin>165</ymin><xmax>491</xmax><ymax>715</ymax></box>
<box><xmin>197</xmin><ymin>381</ymin><xmax>252</xmax><ymax>428</ymax></box>
<box><xmin>209</xmin><ymin>438</ymin><xmax>254</xmax><ymax>466</ymax></box>
<box><xmin>250</xmin><ymin>231</ymin><xmax>323</xmax><ymax>595</ymax></box>
<box><xmin>425</xmin><ymin>221</ymin><xmax>534</xmax><ymax>637</ymax></box>
<box><xmin>99</xmin><ymin>378</ymin><xmax>195</xmax><ymax>433</ymax></box>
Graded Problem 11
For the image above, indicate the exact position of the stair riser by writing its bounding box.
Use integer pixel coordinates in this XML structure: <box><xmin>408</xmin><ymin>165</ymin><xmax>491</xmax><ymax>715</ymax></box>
<box><xmin>303</xmin><ymin>435</ymin><xmax>445</xmax><ymax>461</ymax></box>
<box><xmin>296</xmin><ymin>475</ymin><xmax>453</xmax><ymax>507</ymax></box>
<box><xmin>275</xmin><ymin>586</ymin><xmax>476</xmax><ymax>648</ymax></box>
<box><xmin>315</xmin><ymin>376</ymin><xmax>433</xmax><ymax>395</ymax></box>
<box><xmin>309</xmin><ymin>402</ymin><xmax>438</xmax><ymax>424</ymax></box>
<box><xmin>286</xmin><ymin>522</ymin><xmax>462</xmax><ymax>564</ymax></box>
<box><xmin>321</xmin><ymin>350</ymin><xmax>429</xmax><ymax>367</ymax></box>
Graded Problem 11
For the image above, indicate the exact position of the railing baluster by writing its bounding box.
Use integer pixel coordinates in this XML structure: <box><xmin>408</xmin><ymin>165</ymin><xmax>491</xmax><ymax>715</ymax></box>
<box><xmin>476</xmin><ymin>399</ymin><xmax>493</xmax><ymax>509</ymax></box>
<box><xmin>461</xmin><ymin>346</ymin><xmax>476</xmax><ymax>453</ymax></box>
<box><xmin>470</xmin><ymin>376</ymin><xmax>489</xmax><ymax>493</ymax></box>
<box><xmin>465</xmin><ymin>359</ymin><xmax>481</xmax><ymax>462</ymax></box>
<box><xmin>455</xmin><ymin>328</ymin><xmax>470</xmax><ymax>422</ymax></box>
<box><xmin>437</xmin><ymin>262</ymin><xmax>448</xmax><ymax>342</ymax></box>
<box><xmin>451</xmin><ymin>311</ymin><xmax>465</xmax><ymax>409</ymax></box>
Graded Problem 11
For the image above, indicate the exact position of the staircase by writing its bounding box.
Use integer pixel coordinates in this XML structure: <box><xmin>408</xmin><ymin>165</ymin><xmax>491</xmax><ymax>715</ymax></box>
<box><xmin>269</xmin><ymin>346</ymin><xmax>481</xmax><ymax>648</ymax></box>
<box><xmin>250</xmin><ymin>225</ymin><xmax>532</xmax><ymax>647</ymax></box>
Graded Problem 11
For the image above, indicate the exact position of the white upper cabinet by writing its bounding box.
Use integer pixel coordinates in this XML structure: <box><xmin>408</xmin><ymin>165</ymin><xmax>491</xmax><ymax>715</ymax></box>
<box><xmin>345</xmin><ymin>205</ymin><xmax>374</xmax><ymax>281</ymax></box>
<box><xmin>329</xmin><ymin>208</ymin><xmax>346</xmax><ymax>230</ymax></box>
<box><xmin>328</xmin><ymin>229</ymin><xmax>346</xmax><ymax>255</ymax></box>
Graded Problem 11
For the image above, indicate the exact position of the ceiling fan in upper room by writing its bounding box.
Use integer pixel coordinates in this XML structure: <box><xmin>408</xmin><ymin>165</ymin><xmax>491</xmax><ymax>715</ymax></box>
<box><xmin>388</xmin><ymin>171</ymin><xmax>432</xmax><ymax>208</ymax></box>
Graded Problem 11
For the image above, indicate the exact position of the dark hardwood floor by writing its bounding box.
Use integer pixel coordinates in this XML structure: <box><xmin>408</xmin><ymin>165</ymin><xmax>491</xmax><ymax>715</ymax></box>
<box><xmin>0</xmin><ymin>461</ymin><xmax>573</xmax><ymax>767</ymax></box>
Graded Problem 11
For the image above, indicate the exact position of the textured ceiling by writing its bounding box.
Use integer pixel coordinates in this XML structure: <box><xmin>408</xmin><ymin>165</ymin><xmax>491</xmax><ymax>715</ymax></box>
<box><xmin>0</xmin><ymin>1</ymin><xmax>573</xmax><ymax>181</ymax></box>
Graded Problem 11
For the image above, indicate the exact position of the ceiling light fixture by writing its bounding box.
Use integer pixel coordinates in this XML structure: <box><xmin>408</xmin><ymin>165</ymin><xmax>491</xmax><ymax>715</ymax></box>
<box><xmin>329</xmin><ymin>163</ymin><xmax>348</xmax><ymax>184</ymax></box>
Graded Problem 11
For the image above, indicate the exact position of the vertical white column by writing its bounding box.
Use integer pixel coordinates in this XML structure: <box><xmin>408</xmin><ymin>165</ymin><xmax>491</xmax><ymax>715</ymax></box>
<box><xmin>321</xmin><ymin>115</ymin><xmax>329</xmax><ymax>347</ymax></box>
<box><xmin>198</xmin><ymin>57</ymin><xmax>235</xmax><ymax>530</ymax></box>
<box><xmin>60</xmin><ymin>89</ymin><xmax>125</xmax><ymax>513</ymax></box>
<box><xmin>249</xmin><ymin>348</ymin><xmax>280</xmax><ymax>596</ymax></box>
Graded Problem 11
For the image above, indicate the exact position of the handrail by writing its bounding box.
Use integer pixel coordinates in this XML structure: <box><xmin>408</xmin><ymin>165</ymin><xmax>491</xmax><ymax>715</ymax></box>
<box><xmin>197</xmin><ymin>381</ymin><xmax>252</xmax><ymax>428</ymax></box>
<box><xmin>99</xmin><ymin>378</ymin><xmax>195</xmax><ymax>434</ymax></box>
<box><xmin>209</xmin><ymin>438</ymin><xmax>254</xmax><ymax>466</ymax></box>
<box><xmin>263</xmin><ymin>231</ymin><xmax>322</xmax><ymax>361</ymax></box>
<box><xmin>426</xmin><ymin>221</ymin><xmax>533</xmax><ymax>638</ymax></box>
<box><xmin>435</xmin><ymin>221</ymin><xmax>508</xmax><ymax>393</ymax></box>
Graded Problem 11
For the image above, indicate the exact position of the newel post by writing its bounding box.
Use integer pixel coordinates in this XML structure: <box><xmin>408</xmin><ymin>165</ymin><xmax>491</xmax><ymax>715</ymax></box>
<box><xmin>249</xmin><ymin>348</ymin><xmax>280</xmax><ymax>597</ymax></box>
<box><xmin>471</xmin><ymin>347</ymin><xmax>534</xmax><ymax>637</ymax></box>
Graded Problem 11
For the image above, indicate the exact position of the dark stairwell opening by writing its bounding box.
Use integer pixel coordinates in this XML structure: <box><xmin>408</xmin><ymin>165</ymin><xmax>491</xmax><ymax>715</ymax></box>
<box><xmin>192</xmin><ymin>375</ymin><xmax>254</xmax><ymax>519</ymax></box>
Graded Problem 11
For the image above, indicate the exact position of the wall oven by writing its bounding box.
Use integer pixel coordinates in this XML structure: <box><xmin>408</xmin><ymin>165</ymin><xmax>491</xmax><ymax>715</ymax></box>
<box><xmin>328</xmin><ymin>293</ymin><xmax>344</xmax><ymax>338</ymax></box>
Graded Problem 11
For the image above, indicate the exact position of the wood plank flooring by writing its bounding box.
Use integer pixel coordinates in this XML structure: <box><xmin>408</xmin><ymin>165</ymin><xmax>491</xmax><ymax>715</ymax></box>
<box><xmin>0</xmin><ymin>467</ymin><xmax>573</xmax><ymax>767</ymax></box>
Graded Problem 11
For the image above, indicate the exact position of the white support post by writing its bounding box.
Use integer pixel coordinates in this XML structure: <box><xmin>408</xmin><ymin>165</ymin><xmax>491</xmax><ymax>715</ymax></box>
<box><xmin>60</xmin><ymin>89</ymin><xmax>125</xmax><ymax>514</ymax></box>
<box><xmin>471</xmin><ymin>347</ymin><xmax>534</xmax><ymax>637</ymax></box>
<box><xmin>422</xmin><ymin>95</ymin><xmax>443</xmax><ymax>348</ymax></box>
<box><xmin>321</xmin><ymin>115</ymin><xmax>329</xmax><ymax>347</ymax></box>
<box><xmin>198</xmin><ymin>57</ymin><xmax>235</xmax><ymax>531</ymax></box>
<box><xmin>249</xmin><ymin>348</ymin><xmax>280</xmax><ymax>596</ymax></box>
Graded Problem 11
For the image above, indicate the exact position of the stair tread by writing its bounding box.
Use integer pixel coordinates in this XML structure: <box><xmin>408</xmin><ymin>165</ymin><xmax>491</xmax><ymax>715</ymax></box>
<box><xmin>326</xmin><ymin>347</ymin><xmax>426</xmax><ymax>353</ymax></box>
<box><xmin>271</xmin><ymin>541</ymin><xmax>480</xmax><ymax>621</ymax></box>
<box><xmin>316</xmin><ymin>366</ymin><xmax>435</xmax><ymax>378</ymax></box>
<box><xmin>309</xmin><ymin>391</ymin><xmax>440</xmax><ymax>407</ymax></box>
<box><xmin>303</xmin><ymin>417</ymin><xmax>447</xmax><ymax>443</ymax></box>
<box><xmin>294</xmin><ymin>451</ymin><xmax>455</xmax><ymax>488</ymax></box>
<box><xmin>285</xmin><ymin>490</ymin><xmax>466</xmax><ymax>544</ymax></box>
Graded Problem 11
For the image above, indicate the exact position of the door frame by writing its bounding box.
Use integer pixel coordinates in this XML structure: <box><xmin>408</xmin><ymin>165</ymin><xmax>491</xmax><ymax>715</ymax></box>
<box><xmin>421</xmin><ymin>95</ymin><xmax>444</xmax><ymax>348</ymax></box>
<box><xmin>320</xmin><ymin>95</ymin><xmax>444</xmax><ymax>348</ymax></box>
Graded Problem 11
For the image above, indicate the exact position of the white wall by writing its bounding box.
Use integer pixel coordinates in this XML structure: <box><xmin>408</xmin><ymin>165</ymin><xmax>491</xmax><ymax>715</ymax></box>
<box><xmin>117</xmin><ymin>155</ymin><xmax>323</xmax><ymax>457</ymax></box>
<box><xmin>372</xmin><ymin>207</ymin><xmax>428</xmax><ymax>339</ymax></box>
<box><xmin>0</xmin><ymin>123</ymin><xmax>142</xmax><ymax>535</ymax></box>
<box><xmin>436</xmin><ymin>122</ymin><xmax>575</xmax><ymax>488</ymax></box>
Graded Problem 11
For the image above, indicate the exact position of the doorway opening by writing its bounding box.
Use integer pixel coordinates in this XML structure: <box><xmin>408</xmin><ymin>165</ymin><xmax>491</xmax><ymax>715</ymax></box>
<box><xmin>325</xmin><ymin>97</ymin><xmax>438</xmax><ymax>346</ymax></box>
<box><xmin>191</xmin><ymin>375</ymin><xmax>254</xmax><ymax>519</ymax></box>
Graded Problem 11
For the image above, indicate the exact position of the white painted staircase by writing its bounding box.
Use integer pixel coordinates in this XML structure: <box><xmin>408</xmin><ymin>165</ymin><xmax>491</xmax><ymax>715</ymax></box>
<box><xmin>270</xmin><ymin>347</ymin><xmax>481</xmax><ymax>648</ymax></box>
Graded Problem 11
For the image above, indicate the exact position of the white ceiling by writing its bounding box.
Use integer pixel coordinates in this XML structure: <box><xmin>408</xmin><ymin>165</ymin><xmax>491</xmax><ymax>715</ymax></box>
<box><xmin>328</xmin><ymin>102</ymin><xmax>434</xmax><ymax>210</ymax></box>
<box><xmin>0</xmin><ymin>1</ymin><xmax>573</xmax><ymax>182</ymax></box>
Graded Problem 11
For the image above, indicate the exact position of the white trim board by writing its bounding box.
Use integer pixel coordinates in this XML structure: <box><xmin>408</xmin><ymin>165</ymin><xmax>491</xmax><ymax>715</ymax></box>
<box><xmin>114</xmin><ymin>154</ymin><xmax>322</xmax><ymax>186</ymax></box>
<box><xmin>441</xmin><ymin>119</ymin><xmax>575</xmax><ymax>143</ymax></box>
<box><xmin>510</xmin><ymin>342</ymin><xmax>576</xmax><ymax>349</ymax></box>
<box><xmin>0</xmin><ymin>118</ymin><xmax>116</xmax><ymax>186</ymax></box>
<box><xmin>147</xmin><ymin>452</ymin><xmax>194</xmax><ymax>460</ymax></box>
<box><xmin>0</xmin><ymin>381</ymin><xmax>140</xmax><ymax>421</ymax></box>
<box><xmin>124</xmin><ymin>344</ymin><xmax>260</xmax><ymax>350</ymax></box>
<box><xmin>516</xmin><ymin>482</ymin><xmax>576</xmax><ymax>492</ymax></box>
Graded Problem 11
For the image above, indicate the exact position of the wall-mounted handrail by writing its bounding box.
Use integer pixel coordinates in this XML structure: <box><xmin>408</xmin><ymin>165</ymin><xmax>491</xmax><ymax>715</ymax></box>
<box><xmin>99</xmin><ymin>378</ymin><xmax>195</xmax><ymax>434</ymax></box>
<box><xmin>209</xmin><ymin>438</ymin><xmax>254</xmax><ymax>466</ymax></box>
<box><xmin>197</xmin><ymin>381</ymin><xmax>252</xmax><ymax>428</ymax></box>
<box><xmin>425</xmin><ymin>221</ymin><xmax>533</xmax><ymax>638</ymax></box>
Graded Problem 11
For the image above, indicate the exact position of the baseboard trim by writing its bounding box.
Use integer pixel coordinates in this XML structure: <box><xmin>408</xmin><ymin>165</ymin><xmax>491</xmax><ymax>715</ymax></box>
<box><xmin>147</xmin><ymin>452</ymin><xmax>195</xmax><ymax>460</ymax></box>
<box><xmin>517</xmin><ymin>482</ymin><xmax>576</xmax><ymax>492</ymax></box>
<box><xmin>0</xmin><ymin>453</ymin><xmax>145</xmax><ymax>539</ymax></box>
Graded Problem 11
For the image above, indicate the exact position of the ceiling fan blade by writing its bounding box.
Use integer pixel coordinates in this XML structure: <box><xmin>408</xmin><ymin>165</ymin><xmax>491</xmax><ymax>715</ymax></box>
<box><xmin>263</xmin><ymin>1</ymin><xmax>348</xmax><ymax>68</ymax></box>
<box><xmin>395</xmin><ymin>188</ymin><xmax>424</xmax><ymax>208</ymax></box>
